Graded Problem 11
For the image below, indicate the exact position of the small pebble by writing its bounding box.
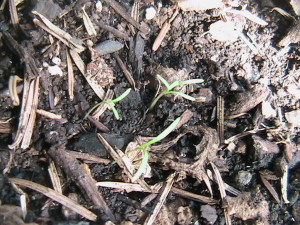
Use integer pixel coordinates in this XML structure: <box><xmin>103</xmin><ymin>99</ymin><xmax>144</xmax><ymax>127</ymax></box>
<box><xmin>145</xmin><ymin>6</ymin><xmax>156</xmax><ymax>20</ymax></box>
<box><xmin>52</xmin><ymin>57</ymin><xmax>61</xmax><ymax>65</ymax></box>
<box><xmin>94</xmin><ymin>40</ymin><xmax>124</xmax><ymax>55</ymax></box>
<box><xmin>96</xmin><ymin>0</ymin><xmax>102</xmax><ymax>13</ymax></box>
<box><xmin>235</xmin><ymin>170</ymin><xmax>252</xmax><ymax>186</ymax></box>
<box><xmin>48</xmin><ymin>65</ymin><xmax>63</xmax><ymax>76</ymax></box>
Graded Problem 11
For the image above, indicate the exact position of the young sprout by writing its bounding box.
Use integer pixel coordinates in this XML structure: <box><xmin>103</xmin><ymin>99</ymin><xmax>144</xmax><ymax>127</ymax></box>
<box><xmin>149</xmin><ymin>75</ymin><xmax>204</xmax><ymax>110</ymax></box>
<box><xmin>132</xmin><ymin>117</ymin><xmax>181</xmax><ymax>181</ymax></box>
<box><xmin>85</xmin><ymin>88</ymin><xmax>131</xmax><ymax>120</ymax></box>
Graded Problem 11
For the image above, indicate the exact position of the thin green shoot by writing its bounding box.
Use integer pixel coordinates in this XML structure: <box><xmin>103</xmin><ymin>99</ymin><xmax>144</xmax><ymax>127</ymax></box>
<box><xmin>149</xmin><ymin>75</ymin><xmax>204</xmax><ymax>110</ymax></box>
<box><xmin>84</xmin><ymin>88</ymin><xmax>131</xmax><ymax>120</ymax></box>
<box><xmin>132</xmin><ymin>117</ymin><xmax>181</xmax><ymax>181</ymax></box>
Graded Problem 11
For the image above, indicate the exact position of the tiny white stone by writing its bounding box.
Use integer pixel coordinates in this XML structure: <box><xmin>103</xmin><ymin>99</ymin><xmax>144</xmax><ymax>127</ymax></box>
<box><xmin>145</xmin><ymin>6</ymin><xmax>156</xmax><ymax>20</ymax></box>
<box><xmin>48</xmin><ymin>65</ymin><xmax>63</xmax><ymax>76</ymax></box>
<box><xmin>96</xmin><ymin>0</ymin><xmax>102</xmax><ymax>13</ymax></box>
<box><xmin>52</xmin><ymin>57</ymin><xmax>61</xmax><ymax>65</ymax></box>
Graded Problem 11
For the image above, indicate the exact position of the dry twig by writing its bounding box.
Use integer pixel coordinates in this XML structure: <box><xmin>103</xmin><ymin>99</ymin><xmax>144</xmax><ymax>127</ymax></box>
<box><xmin>144</xmin><ymin>173</ymin><xmax>177</xmax><ymax>225</ymax></box>
<box><xmin>10</xmin><ymin>178</ymin><xmax>97</xmax><ymax>221</ymax></box>
<box><xmin>102</xmin><ymin>0</ymin><xmax>146</xmax><ymax>33</ymax></box>
<box><xmin>48</xmin><ymin>144</ymin><xmax>115</xmax><ymax>221</ymax></box>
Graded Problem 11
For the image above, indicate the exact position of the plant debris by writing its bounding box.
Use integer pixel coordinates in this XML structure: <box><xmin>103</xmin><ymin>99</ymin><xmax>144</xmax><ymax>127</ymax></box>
<box><xmin>0</xmin><ymin>0</ymin><xmax>300</xmax><ymax>224</ymax></box>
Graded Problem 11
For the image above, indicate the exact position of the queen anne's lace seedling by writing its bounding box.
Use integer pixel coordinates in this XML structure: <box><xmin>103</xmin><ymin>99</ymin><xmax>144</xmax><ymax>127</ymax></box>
<box><xmin>149</xmin><ymin>74</ymin><xmax>204</xmax><ymax>110</ymax></box>
<box><xmin>132</xmin><ymin>117</ymin><xmax>181</xmax><ymax>181</ymax></box>
<box><xmin>85</xmin><ymin>88</ymin><xmax>131</xmax><ymax>120</ymax></box>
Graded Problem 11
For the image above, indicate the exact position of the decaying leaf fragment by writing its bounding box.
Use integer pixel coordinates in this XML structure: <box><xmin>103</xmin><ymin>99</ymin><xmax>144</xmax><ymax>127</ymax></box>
<box><xmin>224</xmin><ymin>191</ymin><xmax>269</xmax><ymax>222</ymax></box>
<box><xmin>87</xmin><ymin>45</ymin><xmax>115</xmax><ymax>88</ymax></box>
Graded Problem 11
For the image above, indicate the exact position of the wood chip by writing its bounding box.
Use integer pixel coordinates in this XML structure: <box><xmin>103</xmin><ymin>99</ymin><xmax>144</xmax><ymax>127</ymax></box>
<box><xmin>227</xmin><ymin>84</ymin><xmax>270</xmax><ymax>116</ymax></box>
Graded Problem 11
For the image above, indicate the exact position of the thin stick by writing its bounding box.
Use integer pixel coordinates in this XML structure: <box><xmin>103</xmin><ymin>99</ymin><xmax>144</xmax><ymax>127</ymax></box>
<box><xmin>48</xmin><ymin>144</ymin><xmax>115</xmax><ymax>221</ymax></box>
<box><xmin>66</xmin><ymin>49</ymin><xmax>74</xmax><ymax>101</ymax></box>
<box><xmin>10</xmin><ymin>178</ymin><xmax>97</xmax><ymax>221</ymax></box>
<box><xmin>36</xmin><ymin>109</ymin><xmax>62</xmax><ymax>120</ymax></box>
<box><xmin>217</xmin><ymin>96</ymin><xmax>224</xmax><ymax>144</ymax></box>
<box><xmin>98</xmin><ymin>22</ymin><xmax>130</xmax><ymax>41</ymax></box>
<box><xmin>152</xmin><ymin>7</ymin><xmax>179</xmax><ymax>51</ymax></box>
<box><xmin>144</xmin><ymin>173</ymin><xmax>177</xmax><ymax>225</ymax></box>
<box><xmin>114</xmin><ymin>53</ymin><xmax>137</xmax><ymax>90</ymax></box>
<box><xmin>102</xmin><ymin>0</ymin><xmax>146</xmax><ymax>33</ymax></box>
<box><xmin>67</xmin><ymin>150</ymin><xmax>111</xmax><ymax>164</ymax></box>
<box><xmin>211</xmin><ymin>162</ymin><xmax>232</xmax><ymax>225</ymax></box>
<box><xmin>8</xmin><ymin>0</ymin><xmax>20</xmax><ymax>30</ymax></box>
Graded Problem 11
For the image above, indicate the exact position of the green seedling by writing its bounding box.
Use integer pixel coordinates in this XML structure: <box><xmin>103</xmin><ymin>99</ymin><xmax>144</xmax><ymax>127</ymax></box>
<box><xmin>149</xmin><ymin>74</ymin><xmax>204</xmax><ymax>110</ymax></box>
<box><xmin>132</xmin><ymin>117</ymin><xmax>181</xmax><ymax>181</ymax></box>
<box><xmin>85</xmin><ymin>88</ymin><xmax>131</xmax><ymax>120</ymax></box>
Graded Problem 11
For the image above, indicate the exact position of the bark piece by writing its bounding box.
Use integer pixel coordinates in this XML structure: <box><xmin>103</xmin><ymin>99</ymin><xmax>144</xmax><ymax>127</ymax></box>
<box><xmin>227</xmin><ymin>84</ymin><xmax>270</xmax><ymax>116</ymax></box>
<box><xmin>279</xmin><ymin>20</ymin><xmax>300</xmax><ymax>46</ymax></box>
<box><xmin>48</xmin><ymin>144</ymin><xmax>115</xmax><ymax>221</ymax></box>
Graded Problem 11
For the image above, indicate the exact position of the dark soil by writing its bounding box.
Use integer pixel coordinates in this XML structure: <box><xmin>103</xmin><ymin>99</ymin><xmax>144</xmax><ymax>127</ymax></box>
<box><xmin>0</xmin><ymin>0</ymin><xmax>300</xmax><ymax>224</ymax></box>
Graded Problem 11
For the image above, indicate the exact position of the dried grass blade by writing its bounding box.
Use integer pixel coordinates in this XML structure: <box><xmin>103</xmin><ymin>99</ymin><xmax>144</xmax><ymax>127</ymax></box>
<box><xmin>211</xmin><ymin>162</ymin><xmax>232</xmax><ymax>225</ymax></box>
<box><xmin>21</xmin><ymin>77</ymin><xmax>40</xmax><ymax>149</ymax></box>
<box><xmin>32</xmin><ymin>11</ymin><xmax>85</xmax><ymax>52</ymax></box>
<box><xmin>10</xmin><ymin>178</ymin><xmax>97</xmax><ymax>221</ymax></box>
<box><xmin>260</xmin><ymin>173</ymin><xmax>280</xmax><ymax>204</ymax></box>
<box><xmin>102</xmin><ymin>0</ymin><xmax>145</xmax><ymax>32</ymax></box>
<box><xmin>69</xmin><ymin>49</ymin><xmax>105</xmax><ymax>100</ymax></box>
<box><xmin>9</xmin><ymin>78</ymin><xmax>33</xmax><ymax>149</ymax></box>
<box><xmin>48</xmin><ymin>159</ymin><xmax>62</xmax><ymax>194</ymax></box>
<box><xmin>8</xmin><ymin>0</ymin><xmax>20</xmax><ymax>30</ymax></box>
<box><xmin>144</xmin><ymin>172</ymin><xmax>177</xmax><ymax>225</ymax></box>
<box><xmin>217</xmin><ymin>96</ymin><xmax>224</xmax><ymax>144</ymax></box>
<box><xmin>114</xmin><ymin>53</ymin><xmax>137</xmax><ymax>90</ymax></box>
<box><xmin>67</xmin><ymin>150</ymin><xmax>111</xmax><ymax>164</ymax></box>
<box><xmin>82</xmin><ymin>5</ymin><xmax>97</xmax><ymax>36</ymax></box>
<box><xmin>66</xmin><ymin>49</ymin><xmax>74</xmax><ymax>101</ymax></box>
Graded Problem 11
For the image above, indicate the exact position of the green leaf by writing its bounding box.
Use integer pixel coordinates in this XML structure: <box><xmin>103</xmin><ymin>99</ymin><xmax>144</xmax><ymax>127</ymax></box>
<box><xmin>110</xmin><ymin>105</ymin><xmax>120</xmax><ymax>120</ymax></box>
<box><xmin>157</xmin><ymin>75</ymin><xmax>171</xmax><ymax>90</ymax></box>
<box><xmin>168</xmin><ymin>81</ymin><xmax>181</xmax><ymax>90</ymax></box>
<box><xmin>167</xmin><ymin>91</ymin><xmax>196</xmax><ymax>101</ymax></box>
<box><xmin>132</xmin><ymin>149</ymin><xmax>149</xmax><ymax>182</ymax></box>
<box><xmin>107</xmin><ymin>88</ymin><xmax>131</xmax><ymax>103</ymax></box>
<box><xmin>139</xmin><ymin>117</ymin><xmax>181</xmax><ymax>149</ymax></box>
<box><xmin>178</xmin><ymin>79</ymin><xmax>204</xmax><ymax>85</ymax></box>
<box><xmin>84</xmin><ymin>102</ymin><xmax>103</xmax><ymax>119</ymax></box>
